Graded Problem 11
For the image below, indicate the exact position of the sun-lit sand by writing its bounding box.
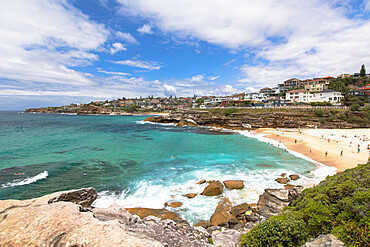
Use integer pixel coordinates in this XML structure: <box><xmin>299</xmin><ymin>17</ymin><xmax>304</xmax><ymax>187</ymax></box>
<box><xmin>254</xmin><ymin>128</ymin><xmax>370</xmax><ymax>172</ymax></box>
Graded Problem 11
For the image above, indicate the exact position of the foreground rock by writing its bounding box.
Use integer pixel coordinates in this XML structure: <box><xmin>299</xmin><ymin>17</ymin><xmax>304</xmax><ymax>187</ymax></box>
<box><xmin>125</xmin><ymin>207</ymin><xmax>187</xmax><ymax>225</ymax></box>
<box><xmin>257</xmin><ymin>186</ymin><xmax>304</xmax><ymax>218</ymax></box>
<box><xmin>0</xmin><ymin>188</ymin><xmax>213</xmax><ymax>247</ymax></box>
<box><xmin>223</xmin><ymin>180</ymin><xmax>244</xmax><ymax>190</ymax></box>
<box><xmin>47</xmin><ymin>187</ymin><xmax>97</xmax><ymax>208</ymax></box>
<box><xmin>201</xmin><ymin>181</ymin><xmax>224</xmax><ymax>196</ymax></box>
<box><xmin>210</xmin><ymin>197</ymin><xmax>232</xmax><ymax>227</ymax></box>
<box><xmin>301</xmin><ymin>234</ymin><xmax>345</xmax><ymax>247</ymax></box>
<box><xmin>212</xmin><ymin>229</ymin><xmax>242</xmax><ymax>247</ymax></box>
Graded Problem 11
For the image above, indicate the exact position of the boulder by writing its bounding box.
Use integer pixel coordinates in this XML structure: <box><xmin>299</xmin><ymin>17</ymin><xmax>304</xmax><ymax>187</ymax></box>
<box><xmin>245</xmin><ymin>214</ymin><xmax>261</xmax><ymax>222</ymax></box>
<box><xmin>210</xmin><ymin>198</ymin><xmax>232</xmax><ymax>226</ymax></box>
<box><xmin>92</xmin><ymin>203</ymin><xmax>135</xmax><ymax>223</ymax></box>
<box><xmin>223</xmin><ymin>180</ymin><xmax>244</xmax><ymax>190</ymax></box>
<box><xmin>212</xmin><ymin>229</ymin><xmax>242</xmax><ymax>247</ymax></box>
<box><xmin>301</xmin><ymin>234</ymin><xmax>345</xmax><ymax>247</ymax></box>
<box><xmin>183</xmin><ymin>193</ymin><xmax>197</xmax><ymax>198</ymax></box>
<box><xmin>196</xmin><ymin>179</ymin><xmax>206</xmax><ymax>185</ymax></box>
<box><xmin>275</xmin><ymin>177</ymin><xmax>290</xmax><ymax>184</ymax></box>
<box><xmin>257</xmin><ymin>187</ymin><xmax>304</xmax><ymax>218</ymax></box>
<box><xmin>125</xmin><ymin>207</ymin><xmax>185</xmax><ymax>224</ymax></box>
<box><xmin>201</xmin><ymin>181</ymin><xmax>224</xmax><ymax>196</ymax></box>
<box><xmin>47</xmin><ymin>187</ymin><xmax>97</xmax><ymax>208</ymax></box>
<box><xmin>230</xmin><ymin>203</ymin><xmax>251</xmax><ymax>215</ymax></box>
<box><xmin>281</xmin><ymin>173</ymin><xmax>286</xmax><ymax>177</ymax></box>
<box><xmin>289</xmin><ymin>174</ymin><xmax>300</xmax><ymax>180</ymax></box>
<box><xmin>284</xmin><ymin>184</ymin><xmax>296</xmax><ymax>190</ymax></box>
<box><xmin>164</xmin><ymin>201</ymin><xmax>182</xmax><ymax>208</ymax></box>
<box><xmin>195</xmin><ymin>220</ymin><xmax>213</xmax><ymax>228</ymax></box>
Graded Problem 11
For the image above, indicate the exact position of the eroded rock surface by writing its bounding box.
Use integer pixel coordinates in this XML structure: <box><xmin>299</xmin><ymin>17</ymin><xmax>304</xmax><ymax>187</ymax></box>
<box><xmin>301</xmin><ymin>234</ymin><xmax>346</xmax><ymax>247</ymax></box>
<box><xmin>201</xmin><ymin>181</ymin><xmax>224</xmax><ymax>196</ymax></box>
<box><xmin>223</xmin><ymin>180</ymin><xmax>244</xmax><ymax>190</ymax></box>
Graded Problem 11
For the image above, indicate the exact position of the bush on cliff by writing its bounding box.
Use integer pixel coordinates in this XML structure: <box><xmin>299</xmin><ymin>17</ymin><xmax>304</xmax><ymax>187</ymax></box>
<box><xmin>240</xmin><ymin>162</ymin><xmax>370</xmax><ymax>247</ymax></box>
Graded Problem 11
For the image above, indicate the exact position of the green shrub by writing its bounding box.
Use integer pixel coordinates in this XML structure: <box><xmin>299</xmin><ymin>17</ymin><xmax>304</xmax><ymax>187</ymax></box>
<box><xmin>223</xmin><ymin>108</ymin><xmax>238</xmax><ymax>117</ymax></box>
<box><xmin>314</xmin><ymin>109</ymin><xmax>324</xmax><ymax>116</ymax></box>
<box><xmin>240</xmin><ymin>216</ymin><xmax>308</xmax><ymax>247</ymax></box>
<box><xmin>350</xmin><ymin>103</ymin><xmax>360</xmax><ymax>111</ymax></box>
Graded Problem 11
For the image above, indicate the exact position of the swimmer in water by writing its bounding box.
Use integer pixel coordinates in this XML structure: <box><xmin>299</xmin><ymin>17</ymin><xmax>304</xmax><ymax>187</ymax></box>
<box><xmin>83</xmin><ymin>172</ymin><xmax>87</xmax><ymax>176</ymax></box>
<box><xmin>171</xmin><ymin>156</ymin><xmax>178</xmax><ymax>158</ymax></box>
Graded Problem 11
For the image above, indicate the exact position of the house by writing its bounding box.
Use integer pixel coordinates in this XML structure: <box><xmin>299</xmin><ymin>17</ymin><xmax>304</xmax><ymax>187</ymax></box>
<box><xmin>244</xmin><ymin>92</ymin><xmax>266</xmax><ymax>102</ymax></box>
<box><xmin>283</xmin><ymin>78</ymin><xmax>303</xmax><ymax>90</ymax></box>
<box><xmin>337</xmin><ymin>74</ymin><xmax>351</xmax><ymax>79</ymax></box>
<box><xmin>259</xmin><ymin>87</ymin><xmax>279</xmax><ymax>97</ymax></box>
<box><xmin>349</xmin><ymin>84</ymin><xmax>370</xmax><ymax>100</ymax></box>
<box><xmin>313</xmin><ymin>90</ymin><xmax>344</xmax><ymax>104</ymax></box>
<box><xmin>285</xmin><ymin>89</ymin><xmax>314</xmax><ymax>103</ymax></box>
<box><xmin>303</xmin><ymin>78</ymin><xmax>330</xmax><ymax>92</ymax></box>
<box><xmin>265</xmin><ymin>97</ymin><xmax>290</xmax><ymax>107</ymax></box>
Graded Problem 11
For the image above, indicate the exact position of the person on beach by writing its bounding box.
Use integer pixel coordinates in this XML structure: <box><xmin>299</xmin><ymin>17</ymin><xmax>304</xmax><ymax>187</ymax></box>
<box><xmin>325</xmin><ymin>151</ymin><xmax>328</xmax><ymax>157</ymax></box>
<box><xmin>340</xmin><ymin>150</ymin><xmax>343</xmax><ymax>156</ymax></box>
<box><xmin>295</xmin><ymin>139</ymin><xmax>297</xmax><ymax>143</ymax></box>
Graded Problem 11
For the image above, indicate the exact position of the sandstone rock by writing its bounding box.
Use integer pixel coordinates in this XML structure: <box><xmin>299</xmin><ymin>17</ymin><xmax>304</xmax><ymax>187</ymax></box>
<box><xmin>125</xmin><ymin>207</ymin><xmax>186</xmax><ymax>224</ymax></box>
<box><xmin>257</xmin><ymin>187</ymin><xmax>304</xmax><ymax>218</ymax></box>
<box><xmin>301</xmin><ymin>234</ymin><xmax>346</xmax><ymax>247</ymax></box>
<box><xmin>164</xmin><ymin>201</ymin><xmax>182</xmax><ymax>208</ymax></box>
<box><xmin>196</xmin><ymin>179</ymin><xmax>206</xmax><ymax>184</ymax></box>
<box><xmin>284</xmin><ymin>184</ymin><xmax>296</xmax><ymax>190</ymax></box>
<box><xmin>0</xmin><ymin>189</ymin><xmax>162</xmax><ymax>247</ymax></box>
<box><xmin>201</xmin><ymin>181</ymin><xmax>224</xmax><ymax>196</ymax></box>
<box><xmin>212</xmin><ymin>229</ymin><xmax>242</xmax><ymax>247</ymax></box>
<box><xmin>275</xmin><ymin>177</ymin><xmax>290</xmax><ymax>184</ymax></box>
<box><xmin>223</xmin><ymin>180</ymin><xmax>244</xmax><ymax>190</ymax></box>
<box><xmin>195</xmin><ymin>220</ymin><xmax>213</xmax><ymax>228</ymax></box>
<box><xmin>245</xmin><ymin>214</ymin><xmax>261</xmax><ymax>222</ymax></box>
<box><xmin>230</xmin><ymin>203</ymin><xmax>251</xmax><ymax>215</ymax></box>
<box><xmin>281</xmin><ymin>173</ymin><xmax>286</xmax><ymax>177</ymax></box>
<box><xmin>210</xmin><ymin>197</ymin><xmax>232</xmax><ymax>226</ymax></box>
<box><xmin>289</xmin><ymin>174</ymin><xmax>300</xmax><ymax>180</ymax></box>
<box><xmin>92</xmin><ymin>203</ymin><xmax>135</xmax><ymax>223</ymax></box>
<box><xmin>48</xmin><ymin>187</ymin><xmax>97</xmax><ymax>208</ymax></box>
<box><xmin>183</xmin><ymin>193</ymin><xmax>197</xmax><ymax>198</ymax></box>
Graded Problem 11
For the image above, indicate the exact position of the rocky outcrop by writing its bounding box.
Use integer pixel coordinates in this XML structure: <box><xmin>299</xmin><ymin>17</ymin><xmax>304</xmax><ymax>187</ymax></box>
<box><xmin>257</xmin><ymin>186</ymin><xmax>304</xmax><ymax>218</ymax></box>
<box><xmin>0</xmin><ymin>189</ymin><xmax>214</xmax><ymax>247</ymax></box>
<box><xmin>125</xmin><ymin>207</ymin><xmax>187</xmax><ymax>225</ymax></box>
<box><xmin>223</xmin><ymin>180</ymin><xmax>244</xmax><ymax>190</ymax></box>
<box><xmin>210</xmin><ymin>198</ymin><xmax>232</xmax><ymax>227</ymax></box>
<box><xmin>196</xmin><ymin>179</ymin><xmax>206</xmax><ymax>185</ymax></box>
<box><xmin>47</xmin><ymin>187</ymin><xmax>97</xmax><ymax>208</ymax></box>
<box><xmin>201</xmin><ymin>181</ymin><xmax>224</xmax><ymax>196</ymax></box>
<box><xmin>164</xmin><ymin>202</ymin><xmax>183</xmax><ymax>208</ymax></box>
<box><xmin>212</xmin><ymin>229</ymin><xmax>242</xmax><ymax>247</ymax></box>
<box><xmin>301</xmin><ymin>234</ymin><xmax>346</xmax><ymax>247</ymax></box>
<box><xmin>184</xmin><ymin>193</ymin><xmax>197</xmax><ymax>198</ymax></box>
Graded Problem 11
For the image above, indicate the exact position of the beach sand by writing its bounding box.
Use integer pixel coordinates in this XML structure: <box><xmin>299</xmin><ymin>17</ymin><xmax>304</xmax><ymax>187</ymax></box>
<box><xmin>254</xmin><ymin>128</ymin><xmax>370</xmax><ymax>172</ymax></box>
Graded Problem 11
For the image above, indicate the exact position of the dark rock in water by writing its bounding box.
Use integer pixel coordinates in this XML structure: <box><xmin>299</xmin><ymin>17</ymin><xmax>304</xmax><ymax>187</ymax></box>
<box><xmin>289</xmin><ymin>174</ymin><xmax>300</xmax><ymax>180</ymax></box>
<box><xmin>223</xmin><ymin>180</ymin><xmax>244</xmax><ymax>190</ymax></box>
<box><xmin>210</xmin><ymin>197</ymin><xmax>232</xmax><ymax>226</ymax></box>
<box><xmin>196</xmin><ymin>179</ymin><xmax>206</xmax><ymax>184</ymax></box>
<box><xmin>201</xmin><ymin>181</ymin><xmax>224</xmax><ymax>196</ymax></box>
<box><xmin>48</xmin><ymin>187</ymin><xmax>97</xmax><ymax>208</ymax></box>
<box><xmin>183</xmin><ymin>193</ymin><xmax>197</xmax><ymax>198</ymax></box>
<box><xmin>257</xmin><ymin>187</ymin><xmax>304</xmax><ymax>218</ymax></box>
<box><xmin>164</xmin><ymin>201</ymin><xmax>182</xmax><ymax>208</ymax></box>
<box><xmin>212</xmin><ymin>229</ymin><xmax>242</xmax><ymax>247</ymax></box>
<box><xmin>275</xmin><ymin>177</ymin><xmax>290</xmax><ymax>184</ymax></box>
<box><xmin>301</xmin><ymin>234</ymin><xmax>346</xmax><ymax>247</ymax></box>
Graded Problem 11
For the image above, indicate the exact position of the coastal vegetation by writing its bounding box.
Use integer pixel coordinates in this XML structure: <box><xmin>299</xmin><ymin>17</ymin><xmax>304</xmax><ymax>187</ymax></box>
<box><xmin>239</xmin><ymin>162</ymin><xmax>370</xmax><ymax>247</ymax></box>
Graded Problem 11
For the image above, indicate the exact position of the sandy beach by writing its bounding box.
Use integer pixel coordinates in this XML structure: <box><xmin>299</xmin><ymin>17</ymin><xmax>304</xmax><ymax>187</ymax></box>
<box><xmin>254</xmin><ymin>128</ymin><xmax>370</xmax><ymax>172</ymax></box>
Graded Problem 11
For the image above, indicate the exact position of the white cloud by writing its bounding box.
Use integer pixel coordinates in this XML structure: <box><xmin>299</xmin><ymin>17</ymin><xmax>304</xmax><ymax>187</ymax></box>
<box><xmin>117</xmin><ymin>0</ymin><xmax>370</xmax><ymax>86</ymax></box>
<box><xmin>0</xmin><ymin>0</ymin><xmax>109</xmax><ymax>86</ymax></box>
<box><xmin>109</xmin><ymin>42</ymin><xmax>127</xmax><ymax>54</ymax></box>
<box><xmin>116</xmin><ymin>31</ymin><xmax>138</xmax><ymax>44</ymax></box>
<box><xmin>163</xmin><ymin>84</ymin><xmax>177</xmax><ymax>96</ymax></box>
<box><xmin>208</xmin><ymin>76</ymin><xmax>220</xmax><ymax>81</ymax></box>
<box><xmin>190</xmin><ymin>74</ymin><xmax>204</xmax><ymax>82</ymax></box>
<box><xmin>137</xmin><ymin>24</ymin><xmax>153</xmax><ymax>34</ymax></box>
<box><xmin>97</xmin><ymin>68</ymin><xmax>130</xmax><ymax>76</ymax></box>
<box><xmin>113</xmin><ymin>59</ymin><xmax>162</xmax><ymax>70</ymax></box>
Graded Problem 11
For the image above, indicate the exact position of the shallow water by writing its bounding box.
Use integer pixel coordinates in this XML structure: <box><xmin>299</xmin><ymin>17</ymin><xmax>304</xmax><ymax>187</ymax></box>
<box><xmin>0</xmin><ymin>111</ymin><xmax>333</xmax><ymax>223</ymax></box>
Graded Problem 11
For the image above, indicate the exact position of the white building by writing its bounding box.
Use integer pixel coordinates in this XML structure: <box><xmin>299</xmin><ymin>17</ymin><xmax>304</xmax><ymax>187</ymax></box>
<box><xmin>313</xmin><ymin>90</ymin><xmax>344</xmax><ymax>104</ymax></box>
<box><xmin>285</xmin><ymin>89</ymin><xmax>314</xmax><ymax>103</ymax></box>
<box><xmin>244</xmin><ymin>93</ymin><xmax>266</xmax><ymax>102</ymax></box>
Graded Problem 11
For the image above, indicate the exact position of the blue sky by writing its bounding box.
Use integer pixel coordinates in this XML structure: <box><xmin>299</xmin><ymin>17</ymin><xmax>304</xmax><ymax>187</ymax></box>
<box><xmin>1</xmin><ymin>0</ymin><xmax>370</xmax><ymax>110</ymax></box>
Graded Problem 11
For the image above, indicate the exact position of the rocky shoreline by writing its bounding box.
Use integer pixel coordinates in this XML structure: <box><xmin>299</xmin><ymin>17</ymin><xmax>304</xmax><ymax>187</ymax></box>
<box><xmin>0</xmin><ymin>180</ymin><xmax>306</xmax><ymax>247</ymax></box>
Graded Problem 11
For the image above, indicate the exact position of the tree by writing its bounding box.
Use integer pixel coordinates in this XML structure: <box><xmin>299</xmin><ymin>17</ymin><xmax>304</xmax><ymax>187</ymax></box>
<box><xmin>360</xmin><ymin>64</ymin><xmax>366</xmax><ymax>77</ymax></box>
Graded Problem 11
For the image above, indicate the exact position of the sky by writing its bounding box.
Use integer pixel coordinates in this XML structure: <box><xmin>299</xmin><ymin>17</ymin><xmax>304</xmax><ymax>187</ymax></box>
<box><xmin>1</xmin><ymin>0</ymin><xmax>370</xmax><ymax>110</ymax></box>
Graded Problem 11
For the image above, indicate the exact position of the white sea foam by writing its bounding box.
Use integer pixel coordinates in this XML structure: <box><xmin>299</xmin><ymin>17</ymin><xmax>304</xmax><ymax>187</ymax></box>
<box><xmin>2</xmin><ymin>171</ymin><xmax>48</xmax><ymax>188</ymax></box>
<box><xmin>135</xmin><ymin>120</ymin><xmax>176</xmax><ymax>126</ymax></box>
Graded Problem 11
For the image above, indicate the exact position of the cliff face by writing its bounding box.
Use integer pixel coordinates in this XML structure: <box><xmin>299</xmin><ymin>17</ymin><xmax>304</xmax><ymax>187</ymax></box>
<box><xmin>145</xmin><ymin>109</ymin><xmax>358</xmax><ymax>129</ymax></box>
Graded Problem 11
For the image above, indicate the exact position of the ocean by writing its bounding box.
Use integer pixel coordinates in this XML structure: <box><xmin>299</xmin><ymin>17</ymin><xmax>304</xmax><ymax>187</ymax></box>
<box><xmin>0</xmin><ymin>111</ymin><xmax>335</xmax><ymax>224</ymax></box>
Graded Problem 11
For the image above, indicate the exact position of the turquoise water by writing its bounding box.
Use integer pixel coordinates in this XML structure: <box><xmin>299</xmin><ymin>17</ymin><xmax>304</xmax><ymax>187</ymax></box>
<box><xmin>0</xmin><ymin>111</ymin><xmax>322</xmax><ymax>223</ymax></box>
